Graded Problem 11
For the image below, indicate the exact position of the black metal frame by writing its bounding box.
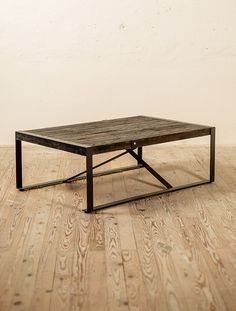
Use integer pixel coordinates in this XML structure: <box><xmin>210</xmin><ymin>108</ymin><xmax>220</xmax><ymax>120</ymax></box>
<box><xmin>15</xmin><ymin>128</ymin><xmax>215</xmax><ymax>213</ymax></box>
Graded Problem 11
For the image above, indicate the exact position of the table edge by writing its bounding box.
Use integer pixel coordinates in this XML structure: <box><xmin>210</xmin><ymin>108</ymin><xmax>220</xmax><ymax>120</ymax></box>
<box><xmin>15</xmin><ymin>131</ymin><xmax>88</xmax><ymax>156</ymax></box>
<box><xmin>91</xmin><ymin>127</ymin><xmax>213</xmax><ymax>154</ymax></box>
<box><xmin>16</xmin><ymin>127</ymin><xmax>214</xmax><ymax>155</ymax></box>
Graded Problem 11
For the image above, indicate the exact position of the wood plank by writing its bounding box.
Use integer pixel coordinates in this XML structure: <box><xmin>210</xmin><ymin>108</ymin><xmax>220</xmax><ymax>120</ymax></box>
<box><xmin>0</xmin><ymin>148</ymin><xmax>61</xmax><ymax>310</ymax></box>
<box><xmin>122</xmin><ymin>250</ymin><xmax>149</xmax><ymax>311</ymax></box>
<box><xmin>104</xmin><ymin>212</ymin><xmax>129</xmax><ymax>310</ymax></box>
<box><xmin>0</xmin><ymin>148</ymin><xmax>15</xmax><ymax>207</ymax></box>
<box><xmin>164</xmin><ymin>145</ymin><xmax>231</xmax><ymax>310</ymax></box>
<box><xmin>28</xmin><ymin>155</ymin><xmax>85</xmax><ymax>311</ymax></box>
<box><xmin>70</xmin><ymin>204</ymin><xmax>91</xmax><ymax>310</ymax></box>
<box><xmin>86</xmin><ymin>154</ymin><xmax>111</xmax><ymax>311</ymax></box>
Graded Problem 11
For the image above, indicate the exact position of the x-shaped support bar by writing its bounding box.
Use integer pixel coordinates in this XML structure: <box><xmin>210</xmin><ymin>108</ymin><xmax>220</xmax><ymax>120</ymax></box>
<box><xmin>127</xmin><ymin>149</ymin><xmax>172</xmax><ymax>189</ymax></box>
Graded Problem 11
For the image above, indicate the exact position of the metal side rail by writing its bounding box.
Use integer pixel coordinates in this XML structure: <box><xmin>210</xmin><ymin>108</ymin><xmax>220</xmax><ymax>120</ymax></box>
<box><xmin>84</xmin><ymin>180</ymin><xmax>211</xmax><ymax>212</ymax></box>
<box><xmin>17</xmin><ymin>150</ymin><xmax>142</xmax><ymax>191</ymax></box>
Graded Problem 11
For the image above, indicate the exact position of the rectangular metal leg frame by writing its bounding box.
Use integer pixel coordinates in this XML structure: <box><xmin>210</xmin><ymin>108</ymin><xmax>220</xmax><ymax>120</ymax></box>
<box><xmin>16</xmin><ymin>129</ymin><xmax>215</xmax><ymax>213</ymax></box>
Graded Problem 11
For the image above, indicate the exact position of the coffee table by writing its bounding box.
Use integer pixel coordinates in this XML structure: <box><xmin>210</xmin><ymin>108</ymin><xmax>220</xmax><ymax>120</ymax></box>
<box><xmin>15</xmin><ymin>116</ymin><xmax>215</xmax><ymax>213</ymax></box>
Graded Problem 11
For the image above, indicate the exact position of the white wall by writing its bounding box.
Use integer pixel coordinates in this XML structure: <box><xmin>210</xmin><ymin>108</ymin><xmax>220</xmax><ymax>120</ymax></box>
<box><xmin>0</xmin><ymin>0</ymin><xmax>236</xmax><ymax>144</ymax></box>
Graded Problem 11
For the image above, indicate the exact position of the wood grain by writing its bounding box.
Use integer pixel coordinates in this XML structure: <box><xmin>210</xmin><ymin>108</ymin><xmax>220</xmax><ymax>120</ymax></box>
<box><xmin>0</xmin><ymin>144</ymin><xmax>236</xmax><ymax>310</ymax></box>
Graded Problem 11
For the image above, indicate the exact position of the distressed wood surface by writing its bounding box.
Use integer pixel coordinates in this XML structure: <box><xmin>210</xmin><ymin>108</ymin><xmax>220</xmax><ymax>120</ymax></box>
<box><xmin>16</xmin><ymin>116</ymin><xmax>212</xmax><ymax>154</ymax></box>
<box><xmin>0</xmin><ymin>144</ymin><xmax>235</xmax><ymax>311</ymax></box>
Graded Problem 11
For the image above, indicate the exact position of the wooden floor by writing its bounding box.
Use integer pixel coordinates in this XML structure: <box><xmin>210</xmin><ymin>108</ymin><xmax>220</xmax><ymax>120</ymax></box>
<box><xmin>0</xmin><ymin>144</ymin><xmax>235</xmax><ymax>311</ymax></box>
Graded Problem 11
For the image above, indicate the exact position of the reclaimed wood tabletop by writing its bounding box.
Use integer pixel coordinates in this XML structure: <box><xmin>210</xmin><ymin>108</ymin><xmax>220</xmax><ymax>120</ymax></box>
<box><xmin>16</xmin><ymin>116</ymin><xmax>213</xmax><ymax>155</ymax></box>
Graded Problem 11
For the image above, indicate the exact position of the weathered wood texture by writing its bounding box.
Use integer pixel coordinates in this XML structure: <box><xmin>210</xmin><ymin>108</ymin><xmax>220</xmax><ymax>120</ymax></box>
<box><xmin>16</xmin><ymin>116</ymin><xmax>212</xmax><ymax>154</ymax></box>
<box><xmin>0</xmin><ymin>144</ymin><xmax>236</xmax><ymax>310</ymax></box>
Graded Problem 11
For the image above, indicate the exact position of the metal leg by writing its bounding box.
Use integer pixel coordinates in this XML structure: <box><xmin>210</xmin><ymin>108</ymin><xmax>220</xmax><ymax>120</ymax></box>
<box><xmin>137</xmin><ymin>147</ymin><xmax>142</xmax><ymax>165</ymax></box>
<box><xmin>210</xmin><ymin>127</ymin><xmax>215</xmax><ymax>182</ymax></box>
<box><xmin>86</xmin><ymin>152</ymin><xmax>94</xmax><ymax>213</ymax></box>
<box><xmin>15</xmin><ymin>139</ymin><xmax>22</xmax><ymax>189</ymax></box>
